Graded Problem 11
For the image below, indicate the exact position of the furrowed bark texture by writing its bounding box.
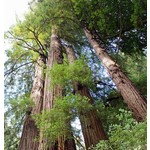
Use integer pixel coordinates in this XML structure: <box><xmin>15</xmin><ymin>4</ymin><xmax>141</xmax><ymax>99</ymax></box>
<box><xmin>19</xmin><ymin>56</ymin><xmax>46</xmax><ymax>150</ymax></box>
<box><xmin>83</xmin><ymin>27</ymin><xmax>147</xmax><ymax>121</ymax></box>
<box><xmin>38</xmin><ymin>31</ymin><xmax>76</xmax><ymax>150</ymax></box>
<box><xmin>66</xmin><ymin>46</ymin><xmax>107</xmax><ymax>149</ymax></box>
<box><xmin>57</xmin><ymin>130</ymin><xmax>76</xmax><ymax>150</ymax></box>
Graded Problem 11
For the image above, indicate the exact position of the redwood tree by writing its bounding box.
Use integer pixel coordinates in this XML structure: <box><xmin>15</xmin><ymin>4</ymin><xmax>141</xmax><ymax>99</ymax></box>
<box><xmin>70</xmin><ymin>0</ymin><xmax>147</xmax><ymax>121</ymax></box>
<box><xmin>19</xmin><ymin>56</ymin><xmax>46</xmax><ymax>150</ymax></box>
<box><xmin>38</xmin><ymin>28</ymin><xmax>76</xmax><ymax>150</ymax></box>
<box><xmin>66</xmin><ymin>46</ymin><xmax>107</xmax><ymax>149</ymax></box>
<box><xmin>82</xmin><ymin>26</ymin><xmax>146</xmax><ymax>121</ymax></box>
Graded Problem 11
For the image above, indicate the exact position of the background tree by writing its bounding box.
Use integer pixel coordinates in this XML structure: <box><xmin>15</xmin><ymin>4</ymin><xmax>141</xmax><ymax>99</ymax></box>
<box><xmin>38</xmin><ymin>27</ymin><xmax>76</xmax><ymax>150</ymax></box>
<box><xmin>19</xmin><ymin>56</ymin><xmax>46</xmax><ymax>150</ymax></box>
<box><xmin>65</xmin><ymin>46</ymin><xmax>107</xmax><ymax>148</ymax></box>
<box><xmin>71</xmin><ymin>0</ymin><xmax>147</xmax><ymax>121</ymax></box>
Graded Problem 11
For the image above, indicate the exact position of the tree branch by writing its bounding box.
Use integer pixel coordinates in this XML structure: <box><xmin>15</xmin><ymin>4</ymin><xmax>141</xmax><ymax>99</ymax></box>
<box><xmin>73</xmin><ymin>135</ymin><xmax>86</xmax><ymax>150</ymax></box>
<box><xmin>5</xmin><ymin>61</ymin><xmax>35</xmax><ymax>77</ymax></box>
<box><xmin>95</xmin><ymin>80</ymin><xmax>115</xmax><ymax>87</ymax></box>
<box><xmin>25</xmin><ymin>26</ymin><xmax>46</xmax><ymax>54</ymax></box>
<box><xmin>7</xmin><ymin>31</ymin><xmax>47</xmax><ymax>58</ymax></box>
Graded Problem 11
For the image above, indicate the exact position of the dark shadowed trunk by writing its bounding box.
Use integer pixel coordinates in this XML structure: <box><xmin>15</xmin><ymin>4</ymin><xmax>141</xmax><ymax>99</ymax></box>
<box><xmin>66</xmin><ymin>46</ymin><xmax>107</xmax><ymax>149</ymax></box>
<box><xmin>83</xmin><ymin>26</ymin><xmax>147</xmax><ymax>121</ymax></box>
<box><xmin>19</xmin><ymin>56</ymin><xmax>46</xmax><ymax>150</ymax></box>
<box><xmin>38</xmin><ymin>29</ymin><xmax>76</xmax><ymax>150</ymax></box>
<box><xmin>57</xmin><ymin>129</ymin><xmax>77</xmax><ymax>150</ymax></box>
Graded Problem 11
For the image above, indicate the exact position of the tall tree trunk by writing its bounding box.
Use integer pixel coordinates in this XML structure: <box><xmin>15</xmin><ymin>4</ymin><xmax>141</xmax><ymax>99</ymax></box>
<box><xmin>66</xmin><ymin>46</ymin><xmax>107</xmax><ymax>149</ymax></box>
<box><xmin>83</xmin><ymin>26</ymin><xmax>146</xmax><ymax>121</ymax></box>
<box><xmin>19</xmin><ymin>56</ymin><xmax>46</xmax><ymax>150</ymax></box>
<box><xmin>38</xmin><ymin>29</ymin><xmax>76</xmax><ymax>150</ymax></box>
<box><xmin>57</xmin><ymin>127</ymin><xmax>77</xmax><ymax>150</ymax></box>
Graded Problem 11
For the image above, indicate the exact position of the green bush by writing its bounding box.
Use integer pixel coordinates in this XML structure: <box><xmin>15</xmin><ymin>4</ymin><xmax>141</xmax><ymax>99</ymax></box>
<box><xmin>33</xmin><ymin>94</ymin><xmax>94</xmax><ymax>148</ymax></box>
<box><xmin>90</xmin><ymin>108</ymin><xmax>147</xmax><ymax>150</ymax></box>
<box><xmin>49</xmin><ymin>58</ymin><xmax>93</xmax><ymax>88</ymax></box>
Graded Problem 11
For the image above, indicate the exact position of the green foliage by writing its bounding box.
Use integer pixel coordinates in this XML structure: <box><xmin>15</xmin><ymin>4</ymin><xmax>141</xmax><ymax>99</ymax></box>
<box><xmin>120</xmin><ymin>28</ymin><xmax>147</xmax><ymax>55</ymax></box>
<box><xmin>96</xmin><ymin>97</ymin><xmax>127</xmax><ymax>132</ymax></box>
<box><xmin>49</xmin><ymin>58</ymin><xmax>93</xmax><ymax>88</ymax></box>
<box><xmin>91</xmin><ymin>120</ymin><xmax>147</xmax><ymax>150</ymax></box>
<box><xmin>72</xmin><ymin>0</ymin><xmax>147</xmax><ymax>55</ymax></box>
<box><xmin>116</xmin><ymin>53</ymin><xmax>147</xmax><ymax>96</ymax></box>
<box><xmin>4</xmin><ymin>120</ymin><xmax>19</xmax><ymax>150</ymax></box>
<box><xmin>8</xmin><ymin>94</ymin><xmax>33</xmax><ymax>116</ymax></box>
<box><xmin>5</xmin><ymin>27</ymin><xmax>38</xmax><ymax>101</ymax></box>
<box><xmin>5</xmin><ymin>94</ymin><xmax>33</xmax><ymax>150</ymax></box>
<box><xmin>34</xmin><ymin>94</ymin><xmax>93</xmax><ymax>147</ymax></box>
<box><xmin>30</xmin><ymin>0</ymin><xmax>85</xmax><ymax>48</ymax></box>
<box><xmin>72</xmin><ymin>0</ymin><xmax>132</xmax><ymax>35</ymax></box>
<box><xmin>91</xmin><ymin>109</ymin><xmax>146</xmax><ymax>149</ymax></box>
<box><xmin>131</xmin><ymin>0</ymin><xmax>146</xmax><ymax>28</ymax></box>
<box><xmin>91</xmin><ymin>102</ymin><xmax>147</xmax><ymax>150</ymax></box>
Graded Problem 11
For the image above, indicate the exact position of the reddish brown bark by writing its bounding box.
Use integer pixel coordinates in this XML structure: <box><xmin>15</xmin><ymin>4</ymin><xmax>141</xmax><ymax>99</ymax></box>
<box><xmin>83</xmin><ymin>27</ymin><xmax>147</xmax><ymax>121</ymax></box>
<box><xmin>77</xmin><ymin>85</ymin><xmax>108</xmax><ymax>149</ymax></box>
<box><xmin>57</xmin><ymin>132</ymin><xmax>76</xmax><ymax>150</ymax></box>
<box><xmin>66</xmin><ymin>46</ymin><xmax>107</xmax><ymax>149</ymax></box>
<box><xmin>19</xmin><ymin>56</ymin><xmax>46</xmax><ymax>150</ymax></box>
<box><xmin>18</xmin><ymin>115</ymin><xmax>39</xmax><ymax>150</ymax></box>
<box><xmin>38</xmin><ymin>30</ymin><xmax>76</xmax><ymax>150</ymax></box>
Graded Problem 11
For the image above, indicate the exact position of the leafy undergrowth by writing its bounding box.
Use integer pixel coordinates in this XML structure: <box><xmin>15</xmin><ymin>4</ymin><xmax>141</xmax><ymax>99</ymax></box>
<box><xmin>90</xmin><ymin>107</ymin><xmax>147</xmax><ymax>150</ymax></box>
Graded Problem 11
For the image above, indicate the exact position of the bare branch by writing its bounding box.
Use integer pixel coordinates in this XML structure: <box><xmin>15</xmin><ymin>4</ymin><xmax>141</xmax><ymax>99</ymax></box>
<box><xmin>5</xmin><ymin>61</ymin><xmax>35</xmax><ymax>77</ymax></box>
<box><xmin>73</xmin><ymin>135</ymin><xmax>86</xmax><ymax>150</ymax></box>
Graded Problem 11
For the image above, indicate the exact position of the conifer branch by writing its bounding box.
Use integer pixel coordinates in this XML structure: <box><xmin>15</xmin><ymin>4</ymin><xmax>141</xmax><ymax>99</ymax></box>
<box><xmin>4</xmin><ymin>61</ymin><xmax>35</xmax><ymax>77</ymax></box>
